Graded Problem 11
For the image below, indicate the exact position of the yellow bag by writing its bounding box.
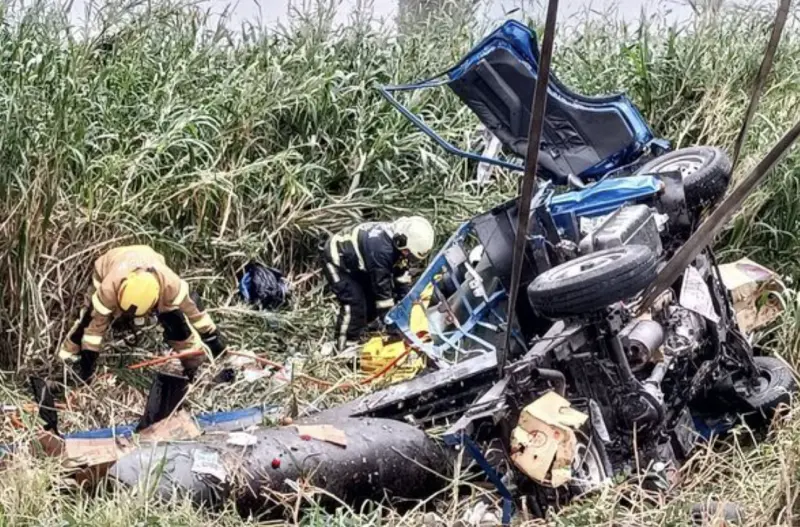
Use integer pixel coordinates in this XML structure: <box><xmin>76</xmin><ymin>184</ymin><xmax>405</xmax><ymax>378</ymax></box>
<box><xmin>360</xmin><ymin>284</ymin><xmax>433</xmax><ymax>384</ymax></box>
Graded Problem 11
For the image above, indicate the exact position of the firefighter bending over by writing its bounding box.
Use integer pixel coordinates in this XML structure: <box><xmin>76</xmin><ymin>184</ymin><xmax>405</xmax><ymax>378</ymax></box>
<box><xmin>58</xmin><ymin>245</ymin><xmax>227</xmax><ymax>382</ymax></box>
<box><xmin>322</xmin><ymin>216</ymin><xmax>435</xmax><ymax>350</ymax></box>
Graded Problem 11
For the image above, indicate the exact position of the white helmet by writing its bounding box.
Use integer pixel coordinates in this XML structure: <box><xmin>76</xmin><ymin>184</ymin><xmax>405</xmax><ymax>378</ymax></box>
<box><xmin>392</xmin><ymin>216</ymin><xmax>435</xmax><ymax>260</ymax></box>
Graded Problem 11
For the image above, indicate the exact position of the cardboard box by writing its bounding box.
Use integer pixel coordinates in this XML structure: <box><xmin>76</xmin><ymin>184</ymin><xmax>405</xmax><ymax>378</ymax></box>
<box><xmin>35</xmin><ymin>432</ymin><xmax>133</xmax><ymax>487</ymax></box>
<box><xmin>34</xmin><ymin>411</ymin><xmax>201</xmax><ymax>487</ymax></box>
<box><xmin>718</xmin><ymin>258</ymin><xmax>785</xmax><ymax>333</ymax></box>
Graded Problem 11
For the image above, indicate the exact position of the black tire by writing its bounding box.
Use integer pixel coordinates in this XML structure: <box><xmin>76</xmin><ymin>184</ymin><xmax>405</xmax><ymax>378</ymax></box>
<box><xmin>741</xmin><ymin>356</ymin><xmax>796</xmax><ymax>414</ymax></box>
<box><xmin>526</xmin><ymin>435</ymin><xmax>611</xmax><ymax>518</ymax></box>
<box><xmin>527</xmin><ymin>245</ymin><xmax>657</xmax><ymax>318</ymax></box>
<box><xmin>636</xmin><ymin>146</ymin><xmax>731</xmax><ymax>210</ymax></box>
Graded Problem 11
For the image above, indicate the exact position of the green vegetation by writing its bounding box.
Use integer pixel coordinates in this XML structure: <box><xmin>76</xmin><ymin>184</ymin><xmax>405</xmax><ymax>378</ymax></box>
<box><xmin>1</xmin><ymin>0</ymin><xmax>800</xmax><ymax>525</ymax></box>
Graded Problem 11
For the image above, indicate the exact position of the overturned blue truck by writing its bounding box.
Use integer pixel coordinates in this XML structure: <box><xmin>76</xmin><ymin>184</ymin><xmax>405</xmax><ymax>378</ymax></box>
<box><xmin>84</xmin><ymin>19</ymin><xmax>796</xmax><ymax>523</ymax></box>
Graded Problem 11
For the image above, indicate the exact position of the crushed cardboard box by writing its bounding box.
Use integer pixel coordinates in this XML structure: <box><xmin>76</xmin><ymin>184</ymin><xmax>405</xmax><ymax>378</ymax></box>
<box><xmin>35</xmin><ymin>432</ymin><xmax>133</xmax><ymax>486</ymax></box>
<box><xmin>510</xmin><ymin>391</ymin><xmax>588</xmax><ymax>487</ymax></box>
<box><xmin>719</xmin><ymin>258</ymin><xmax>785</xmax><ymax>333</ymax></box>
<box><xmin>34</xmin><ymin>411</ymin><xmax>201</xmax><ymax>486</ymax></box>
<box><xmin>139</xmin><ymin>410</ymin><xmax>201</xmax><ymax>442</ymax></box>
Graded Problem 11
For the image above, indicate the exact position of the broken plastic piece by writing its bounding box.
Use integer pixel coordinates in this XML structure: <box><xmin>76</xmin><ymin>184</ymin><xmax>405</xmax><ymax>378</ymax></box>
<box><xmin>293</xmin><ymin>424</ymin><xmax>347</xmax><ymax>447</ymax></box>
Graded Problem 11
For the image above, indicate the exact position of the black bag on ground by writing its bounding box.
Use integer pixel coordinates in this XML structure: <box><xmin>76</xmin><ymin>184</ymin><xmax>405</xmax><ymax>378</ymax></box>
<box><xmin>238</xmin><ymin>261</ymin><xmax>290</xmax><ymax>310</ymax></box>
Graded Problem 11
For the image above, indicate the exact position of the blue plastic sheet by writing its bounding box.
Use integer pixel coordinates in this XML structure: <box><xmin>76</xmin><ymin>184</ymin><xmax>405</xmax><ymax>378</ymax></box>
<box><xmin>550</xmin><ymin>175</ymin><xmax>662</xmax><ymax>218</ymax></box>
<box><xmin>63</xmin><ymin>406</ymin><xmax>275</xmax><ymax>440</ymax></box>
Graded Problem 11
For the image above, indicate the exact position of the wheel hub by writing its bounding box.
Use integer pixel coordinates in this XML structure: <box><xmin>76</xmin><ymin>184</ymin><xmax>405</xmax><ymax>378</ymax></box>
<box><xmin>571</xmin><ymin>441</ymin><xmax>607</xmax><ymax>491</ymax></box>
<box><xmin>551</xmin><ymin>251</ymin><xmax>624</xmax><ymax>281</ymax></box>
<box><xmin>648</xmin><ymin>154</ymin><xmax>707</xmax><ymax>178</ymax></box>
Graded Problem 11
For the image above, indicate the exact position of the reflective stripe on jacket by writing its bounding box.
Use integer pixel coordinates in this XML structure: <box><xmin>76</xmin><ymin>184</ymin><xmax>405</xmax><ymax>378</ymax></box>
<box><xmin>80</xmin><ymin>245</ymin><xmax>214</xmax><ymax>352</ymax></box>
<box><xmin>325</xmin><ymin>223</ymin><xmax>411</xmax><ymax>314</ymax></box>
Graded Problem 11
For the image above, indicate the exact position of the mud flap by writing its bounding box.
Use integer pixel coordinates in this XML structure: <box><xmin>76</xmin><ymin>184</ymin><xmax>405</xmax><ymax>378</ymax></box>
<box><xmin>135</xmin><ymin>373</ymin><xmax>189</xmax><ymax>432</ymax></box>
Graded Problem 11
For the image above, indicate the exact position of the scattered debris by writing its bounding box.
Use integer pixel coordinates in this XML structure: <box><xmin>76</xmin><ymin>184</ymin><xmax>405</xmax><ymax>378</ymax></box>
<box><xmin>226</xmin><ymin>432</ymin><xmax>258</xmax><ymax>447</ymax></box>
<box><xmin>191</xmin><ymin>449</ymin><xmax>227</xmax><ymax>482</ymax></box>
<box><xmin>320</xmin><ymin>341</ymin><xmax>336</xmax><ymax>357</ymax></box>
<box><xmin>510</xmin><ymin>391</ymin><xmax>588</xmax><ymax>487</ymax></box>
<box><xmin>680</xmin><ymin>265</ymin><xmax>721</xmax><ymax>324</ymax></box>
<box><xmin>361</xmin><ymin>337</ymin><xmax>424</xmax><ymax>384</ymax></box>
<box><xmin>242</xmin><ymin>368</ymin><xmax>270</xmax><ymax>383</ymax></box>
<box><xmin>36</xmin><ymin>431</ymin><xmax>133</xmax><ymax>486</ymax></box>
<box><xmin>456</xmin><ymin>501</ymin><xmax>502</xmax><ymax>527</ymax></box>
<box><xmin>224</xmin><ymin>348</ymin><xmax>258</xmax><ymax>369</ymax></box>
<box><xmin>139</xmin><ymin>410</ymin><xmax>201</xmax><ymax>442</ymax></box>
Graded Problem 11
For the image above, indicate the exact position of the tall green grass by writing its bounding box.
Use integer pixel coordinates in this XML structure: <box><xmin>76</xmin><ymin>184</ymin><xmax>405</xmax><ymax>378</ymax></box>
<box><xmin>0</xmin><ymin>0</ymin><xmax>795</xmax><ymax>380</ymax></box>
<box><xmin>0</xmin><ymin>0</ymin><xmax>496</xmax><ymax>369</ymax></box>
<box><xmin>1</xmin><ymin>0</ymin><xmax>798</xmax><ymax>370</ymax></box>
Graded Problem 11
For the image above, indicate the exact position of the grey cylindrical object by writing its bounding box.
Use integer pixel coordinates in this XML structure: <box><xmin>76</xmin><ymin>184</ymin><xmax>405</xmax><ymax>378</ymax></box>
<box><xmin>110</xmin><ymin>417</ymin><xmax>453</xmax><ymax>519</ymax></box>
<box><xmin>622</xmin><ymin>319</ymin><xmax>665</xmax><ymax>359</ymax></box>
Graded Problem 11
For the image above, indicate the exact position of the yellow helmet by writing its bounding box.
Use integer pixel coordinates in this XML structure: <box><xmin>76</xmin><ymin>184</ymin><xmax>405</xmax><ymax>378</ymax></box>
<box><xmin>118</xmin><ymin>270</ymin><xmax>160</xmax><ymax>316</ymax></box>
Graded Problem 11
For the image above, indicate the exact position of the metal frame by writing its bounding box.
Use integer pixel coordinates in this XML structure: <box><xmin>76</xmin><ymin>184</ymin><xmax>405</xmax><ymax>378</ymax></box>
<box><xmin>377</xmin><ymin>82</ymin><xmax>525</xmax><ymax>172</ymax></box>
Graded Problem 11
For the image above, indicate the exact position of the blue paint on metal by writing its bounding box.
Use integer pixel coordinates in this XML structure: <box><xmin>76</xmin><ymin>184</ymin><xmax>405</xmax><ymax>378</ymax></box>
<box><xmin>378</xmin><ymin>20</ymin><xmax>658</xmax><ymax>179</ymax></box>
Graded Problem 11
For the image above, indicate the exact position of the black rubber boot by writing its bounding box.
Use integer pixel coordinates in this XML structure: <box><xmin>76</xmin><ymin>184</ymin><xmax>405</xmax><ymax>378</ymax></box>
<box><xmin>135</xmin><ymin>372</ymin><xmax>189</xmax><ymax>432</ymax></box>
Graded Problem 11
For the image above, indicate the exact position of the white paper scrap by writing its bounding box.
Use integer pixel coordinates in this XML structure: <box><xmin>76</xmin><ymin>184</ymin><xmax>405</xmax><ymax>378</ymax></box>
<box><xmin>226</xmin><ymin>432</ymin><xmax>258</xmax><ymax>447</ymax></box>
<box><xmin>680</xmin><ymin>266</ymin><xmax>721</xmax><ymax>324</ymax></box>
<box><xmin>191</xmin><ymin>450</ymin><xmax>227</xmax><ymax>482</ymax></box>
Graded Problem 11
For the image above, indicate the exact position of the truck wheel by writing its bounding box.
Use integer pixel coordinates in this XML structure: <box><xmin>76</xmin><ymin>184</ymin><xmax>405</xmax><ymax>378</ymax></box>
<box><xmin>739</xmin><ymin>356</ymin><xmax>796</xmax><ymax>416</ymax></box>
<box><xmin>636</xmin><ymin>146</ymin><xmax>731</xmax><ymax>210</ymax></box>
<box><xmin>527</xmin><ymin>245</ymin><xmax>657</xmax><ymax>318</ymax></box>
<box><xmin>525</xmin><ymin>437</ymin><xmax>611</xmax><ymax>518</ymax></box>
<box><xmin>569</xmin><ymin>439</ymin><xmax>611</xmax><ymax>495</ymax></box>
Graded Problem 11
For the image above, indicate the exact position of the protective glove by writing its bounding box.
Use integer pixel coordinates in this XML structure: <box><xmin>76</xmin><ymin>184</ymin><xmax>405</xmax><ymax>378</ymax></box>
<box><xmin>57</xmin><ymin>346</ymin><xmax>79</xmax><ymax>363</ymax></box>
<box><xmin>201</xmin><ymin>330</ymin><xmax>227</xmax><ymax>358</ymax></box>
<box><xmin>59</xmin><ymin>346</ymin><xmax>98</xmax><ymax>385</ymax></box>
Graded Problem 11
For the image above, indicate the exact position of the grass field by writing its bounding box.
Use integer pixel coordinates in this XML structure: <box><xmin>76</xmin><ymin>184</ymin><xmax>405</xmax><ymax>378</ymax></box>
<box><xmin>1</xmin><ymin>0</ymin><xmax>800</xmax><ymax>524</ymax></box>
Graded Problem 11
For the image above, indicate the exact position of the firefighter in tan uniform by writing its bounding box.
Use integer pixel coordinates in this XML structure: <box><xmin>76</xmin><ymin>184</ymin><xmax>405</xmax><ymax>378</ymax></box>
<box><xmin>58</xmin><ymin>245</ymin><xmax>226</xmax><ymax>381</ymax></box>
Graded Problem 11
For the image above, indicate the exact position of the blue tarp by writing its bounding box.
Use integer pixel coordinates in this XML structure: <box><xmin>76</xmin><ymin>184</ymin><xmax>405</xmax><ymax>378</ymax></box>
<box><xmin>64</xmin><ymin>406</ymin><xmax>274</xmax><ymax>439</ymax></box>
